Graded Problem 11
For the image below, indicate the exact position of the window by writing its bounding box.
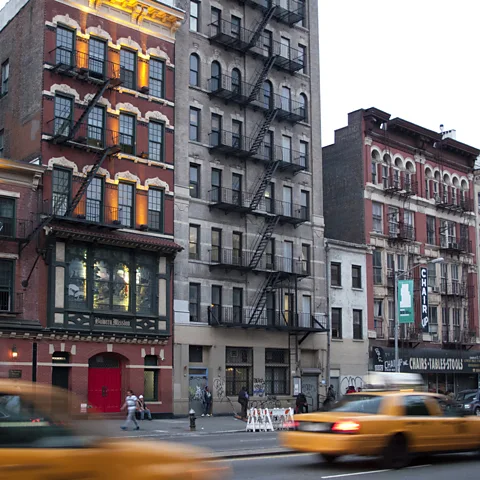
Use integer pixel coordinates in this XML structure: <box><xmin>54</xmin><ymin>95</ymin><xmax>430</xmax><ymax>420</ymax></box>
<box><xmin>189</xmin><ymin>345</ymin><xmax>203</xmax><ymax>362</ymax></box>
<box><xmin>149</xmin><ymin>58</ymin><xmax>165</xmax><ymax>98</ymax></box>
<box><xmin>56</xmin><ymin>26</ymin><xmax>75</xmax><ymax>65</ymax></box>
<box><xmin>190</xmin><ymin>0</ymin><xmax>199</xmax><ymax>31</ymax></box>
<box><xmin>211</xmin><ymin>7</ymin><xmax>221</xmax><ymax>35</ymax></box>
<box><xmin>263</xmin><ymin>29</ymin><xmax>273</xmax><ymax>56</ymax></box>
<box><xmin>427</xmin><ymin>216</ymin><xmax>436</xmax><ymax>245</ymax></box>
<box><xmin>211</xmin><ymin>285</ymin><xmax>222</xmax><ymax>322</ymax></box>
<box><xmin>299</xmin><ymin>93</ymin><xmax>308</xmax><ymax>121</ymax></box>
<box><xmin>352</xmin><ymin>265</ymin><xmax>362</xmax><ymax>289</ymax></box>
<box><xmin>119</xmin><ymin>113</ymin><xmax>135</xmax><ymax>155</ymax></box>
<box><xmin>52</xmin><ymin>167</ymin><xmax>71</xmax><ymax>216</ymax></box>
<box><xmin>211</xmin><ymin>228</ymin><xmax>222</xmax><ymax>262</ymax></box>
<box><xmin>144</xmin><ymin>355</ymin><xmax>158</xmax><ymax>401</ymax></box>
<box><xmin>225</xmin><ymin>347</ymin><xmax>252</xmax><ymax>396</ymax></box>
<box><xmin>404</xmin><ymin>210</ymin><xmax>414</xmax><ymax>239</ymax></box>
<box><xmin>233</xmin><ymin>287</ymin><xmax>243</xmax><ymax>324</ymax></box>
<box><xmin>189</xmin><ymin>54</ymin><xmax>200</xmax><ymax>86</ymax></box>
<box><xmin>281</xmin><ymin>86</ymin><xmax>291</xmax><ymax>111</ymax></box>
<box><xmin>231</xmin><ymin>68</ymin><xmax>241</xmax><ymax>94</ymax></box>
<box><xmin>147</xmin><ymin>189</ymin><xmax>164</xmax><ymax>232</ymax></box>
<box><xmin>265</xmin><ymin>239</ymin><xmax>275</xmax><ymax>269</ymax></box>
<box><xmin>427</xmin><ymin>262</ymin><xmax>436</xmax><ymax>288</ymax></box>
<box><xmin>371</xmin><ymin>160</ymin><xmax>377</xmax><ymax>183</ymax></box>
<box><xmin>331</xmin><ymin>262</ymin><xmax>341</xmax><ymax>287</ymax></box>
<box><xmin>429</xmin><ymin>306</ymin><xmax>438</xmax><ymax>335</ymax></box>
<box><xmin>189</xmin><ymin>107</ymin><xmax>200</xmax><ymax>141</ymax></box>
<box><xmin>120</xmin><ymin>48</ymin><xmax>136</xmax><ymax>90</ymax></box>
<box><xmin>86</xmin><ymin>177</ymin><xmax>103</xmax><ymax>223</ymax></box>
<box><xmin>283</xmin><ymin>241</ymin><xmax>293</xmax><ymax>273</ymax></box>
<box><xmin>262</xmin><ymin>80</ymin><xmax>272</xmax><ymax>110</ymax></box>
<box><xmin>231</xmin><ymin>15</ymin><xmax>241</xmax><ymax>38</ymax></box>
<box><xmin>375</xmin><ymin>299</ymin><xmax>384</xmax><ymax>319</ymax></box>
<box><xmin>88</xmin><ymin>37</ymin><xmax>106</xmax><ymax>77</ymax></box>
<box><xmin>372</xmin><ymin>202</ymin><xmax>383</xmax><ymax>233</ymax></box>
<box><xmin>373</xmin><ymin>250</ymin><xmax>382</xmax><ymax>285</ymax></box>
<box><xmin>189</xmin><ymin>164</ymin><xmax>200</xmax><ymax>198</ymax></box>
<box><xmin>211</xmin><ymin>168</ymin><xmax>222</xmax><ymax>203</ymax></box>
<box><xmin>210</xmin><ymin>61</ymin><xmax>222</xmax><ymax>93</ymax></box>
<box><xmin>232</xmin><ymin>232</ymin><xmax>242</xmax><ymax>265</ymax></box>
<box><xmin>189</xmin><ymin>283</ymin><xmax>200</xmax><ymax>322</ymax></box>
<box><xmin>353</xmin><ymin>310</ymin><xmax>363</xmax><ymax>339</ymax></box>
<box><xmin>388</xmin><ymin>206</ymin><xmax>399</xmax><ymax>236</ymax></box>
<box><xmin>265</xmin><ymin>349</ymin><xmax>289</xmax><ymax>395</ymax></box>
<box><xmin>264</xmin><ymin>182</ymin><xmax>274</xmax><ymax>213</ymax></box>
<box><xmin>263</xmin><ymin>130</ymin><xmax>273</xmax><ymax>161</ymax></box>
<box><xmin>282</xmin><ymin>135</ymin><xmax>292</xmax><ymax>163</ymax></box>
<box><xmin>189</xmin><ymin>225</ymin><xmax>200</xmax><ymax>260</ymax></box>
<box><xmin>0</xmin><ymin>260</ymin><xmax>13</xmax><ymax>311</ymax></box>
<box><xmin>148</xmin><ymin>121</ymin><xmax>164</xmax><ymax>162</ymax></box>
<box><xmin>87</xmin><ymin>105</ymin><xmax>104</xmax><ymax>148</ymax></box>
<box><xmin>301</xmin><ymin>244</ymin><xmax>310</xmax><ymax>275</ymax></box>
<box><xmin>1</xmin><ymin>60</ymin><xmax>9</xmax><ymax>96</ymax></box>
<box><xmin>232</xmin><ymin>119</ymin><xmax>242</xmax><ymax>149</ymax></box>
<box><xmin>299</xmin><ymin>141</ymin><xmax>308</xmax><ymax>169</ymax></box>
<box><xmin>440</xmin><ymin>220</ymin><xmax>456</xmax><ymax>247</ymax></box>
<box><xmin>0</xmin><ymin>197</ymin><xmax>14</xmax><ymax>237</ymax></box>
<box><xmin>232</xmin><ymin>173</ymin><xmax>242</xmax><ymax>206</ymax></box>
<box><xmin>282</xmin><ymin>185</ymin><xmax>292</xmax><ymax>216</ymax></box>
<box><xmin>404</xmin><ymin>396</ymin><xmax>430</xmax><ymax>416</ymax></box>
<box><xmin>280</xmin><ymin>36</ymin><xmax>291</xmax><ymax>59</ymax></box>
<box><xmin>299</xmin><ymin>44</ymin><xmax>307</xmax><ymax>74</ymax></box>
<box><xmin>382</xmin><ymin>165</ymin><xmax>388</xmax><ymax>188</ymax></box>
<box><xmin>210</xmin><ymin>113</ymin><xmax>222</xmax><ymax>147</ymax></box>
<box><xmin>118</xmin><ymin>182</ymin><xmax>134</xmax><ymax>227</ymax></box>
<box><xmin>54</xmin><ymin>95</ymin><xmax>73</xmax><ymax>137</ymax></box>
<box><xmin>331</xmin><ymin>308</ymin><xmax>342</xmax><ymax>339</ymax></box>
<box><xmin>0</xmin><ymin>130</ymin><xmax>3</xmax><ymax>156</ymax></box>
<box><xmin>300</xmin><ymin>190</ymin><xmax>309</xmax><ymax>219</ymax></box>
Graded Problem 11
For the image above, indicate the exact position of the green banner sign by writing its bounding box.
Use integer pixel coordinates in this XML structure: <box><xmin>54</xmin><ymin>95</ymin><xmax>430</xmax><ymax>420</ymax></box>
<box><xmin>398</xmin><ymin>279</ymin><xmax>414</xmax><ymax>324</ymax></box>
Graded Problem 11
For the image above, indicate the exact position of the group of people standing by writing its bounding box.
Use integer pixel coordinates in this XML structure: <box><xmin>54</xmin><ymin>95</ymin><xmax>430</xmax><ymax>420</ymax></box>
<box><xmin>121</xmin><ymin>390</ymin><xmax>153</xmax><ymax>430</ymax></box>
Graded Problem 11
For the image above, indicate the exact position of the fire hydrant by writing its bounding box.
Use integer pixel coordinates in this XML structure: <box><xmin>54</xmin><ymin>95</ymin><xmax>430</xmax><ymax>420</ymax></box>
<box><xmin>189</xmin><ymin>409</ymin><xmax>196</xmax><ymax>431</ymax></box>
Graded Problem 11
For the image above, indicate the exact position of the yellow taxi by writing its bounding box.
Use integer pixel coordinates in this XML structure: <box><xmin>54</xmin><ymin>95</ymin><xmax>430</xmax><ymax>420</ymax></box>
<box><xmin>280</xmin><ymin>372</ymin><xmax>480</xmax><ymax>469</ymax></box>
<box><xmin>0</xmin><ymin>380</ymin><xmax>230</xmax><ymax>480</ymax></box>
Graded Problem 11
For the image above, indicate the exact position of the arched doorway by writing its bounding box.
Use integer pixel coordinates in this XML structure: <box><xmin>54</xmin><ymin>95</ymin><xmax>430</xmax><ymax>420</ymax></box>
<box><xmin>88</xmin><ymin>353</ymin><xmax>122</xmax><ymax>413</ymax></box>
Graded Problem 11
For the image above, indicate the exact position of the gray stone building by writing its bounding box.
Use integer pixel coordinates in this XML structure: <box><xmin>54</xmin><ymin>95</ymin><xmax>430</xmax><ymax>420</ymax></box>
<box><xmin>172</xmin><ymin>0</ymin><xmax>326</xmax><ymax>415</ymax></box>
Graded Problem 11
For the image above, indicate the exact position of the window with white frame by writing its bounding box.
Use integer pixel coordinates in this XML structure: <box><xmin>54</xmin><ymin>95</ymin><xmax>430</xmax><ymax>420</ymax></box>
<box><xmin>426</xmin><ymin>216</ymin><xmax>436</xmax><ymax>245</ymax></box>
<box><xmin>372</xmin><ymin>202</ymin><xmax>383</xmax><ymax>233</ymax></box>
<box><xmin>427</xmin><ymin>262</ymin><xmax>436</xmax><ymax>288</ymax></box>
<box><xmin>373</xmin><ymin>250</ymin><xmax>382</xmax><ymax>285</ymax></box>
<box><xmin>353</xmin><ymin>310</ymin><xmax>363</xmax><ymax>339</ymax></box>
<box><xmin>388</xmin><ymin>206</ymin><xmax>399</xmax><ymax>236</ymax></box>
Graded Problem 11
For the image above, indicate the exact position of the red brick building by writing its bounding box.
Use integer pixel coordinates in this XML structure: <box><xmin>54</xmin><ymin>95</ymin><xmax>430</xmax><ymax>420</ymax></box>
<box><xmin>323</xmin><ymin>108</ymin><xmax>480</xmax><ymax>393</ymax></box>
<box><xmin>0</xmin><ymin>0</ymin><xmax>184</xmax><ymax>414</ymax></box>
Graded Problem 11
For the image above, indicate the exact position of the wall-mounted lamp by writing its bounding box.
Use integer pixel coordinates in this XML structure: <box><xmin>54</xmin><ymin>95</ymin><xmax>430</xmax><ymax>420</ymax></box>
<box><xmin>11</xmin><ymin>345</ymin><xmax>18</xmax><ymax>359</ymax></box>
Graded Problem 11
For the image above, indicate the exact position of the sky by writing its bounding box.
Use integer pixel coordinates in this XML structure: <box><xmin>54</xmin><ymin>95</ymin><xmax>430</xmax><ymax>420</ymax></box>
<box><xmin>1</xmin><ymin>0</ymin><xmax>478</xmax><ymax>149</ymax></box>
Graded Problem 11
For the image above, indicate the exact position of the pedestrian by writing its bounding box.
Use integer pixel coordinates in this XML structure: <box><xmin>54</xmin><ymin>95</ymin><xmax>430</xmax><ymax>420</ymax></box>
<box><xmin>120</xmin><ymin>389</ymin><xmax>140</xmax><ymax>431</ymax></box>
<box><xmin>138</xmin><ymin>395</ymin><xmax>152</xmax><ymax>421</ymax></box>
<box><xmin>323</xmin><ymin>385</ymin><xmax>336</xmax><ymax>410</ymax></box>
<box><xmin>202</xmin><ymin>386</ymin><xmax>213</xmax><ymax>417</ymax></box>
<box><xmin>295</xmin><ymin>392</ymin><xmax>308</xmax><ymax>414</ymax></box>
<box><xmin>238</xmin><ymin>386</ymin><xmax>249</xmax><ymax>420</ymax></box>
<box><xmin>346</xmin><ymin>386</ymin><xmax>356</xmax><ymax>395</ymax></box>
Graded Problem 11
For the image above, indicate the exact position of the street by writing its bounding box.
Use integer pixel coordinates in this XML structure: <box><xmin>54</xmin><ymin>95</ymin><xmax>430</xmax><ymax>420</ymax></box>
<box><xmin>222</xmin><ymin>452</ymin><xmax>480</xmax><ymax>479</ymax></box>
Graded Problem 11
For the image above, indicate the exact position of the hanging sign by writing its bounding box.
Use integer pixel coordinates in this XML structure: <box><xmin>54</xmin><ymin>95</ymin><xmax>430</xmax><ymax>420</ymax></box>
<box><xmin>420</xmin><ymin>267</ymin><xmax>429</xmax><ymax>333</ymax></box>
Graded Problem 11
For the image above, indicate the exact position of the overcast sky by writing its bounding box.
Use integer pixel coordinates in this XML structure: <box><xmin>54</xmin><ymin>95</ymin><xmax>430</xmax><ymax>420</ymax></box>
<box><xmin>1</xmin><ymin>0</ymin><xmax>478</xmax><ymax>149</ymax></box>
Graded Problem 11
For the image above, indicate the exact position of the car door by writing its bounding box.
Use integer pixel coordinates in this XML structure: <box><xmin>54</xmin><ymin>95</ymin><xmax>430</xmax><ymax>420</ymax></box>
<box><xmin>0</xmin><ymin>393</ymin><xmax>106</xmax><ymax>480</ymax></box>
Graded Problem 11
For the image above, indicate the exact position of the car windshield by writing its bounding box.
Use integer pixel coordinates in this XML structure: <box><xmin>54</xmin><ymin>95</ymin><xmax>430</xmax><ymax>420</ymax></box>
<box><xmin>330</xmin><ymin>395</ymin><xmax>382</xmax><ymax>414</ymax></box>
<box><xmin>456</xmin><ymin>391</ymin><xmax>475</xmax><ymax>402</ymax></box>
<box><xmin>463</xmin><ymin>392</ymin><xmax>477</xmax><ymax>402</ymax></box>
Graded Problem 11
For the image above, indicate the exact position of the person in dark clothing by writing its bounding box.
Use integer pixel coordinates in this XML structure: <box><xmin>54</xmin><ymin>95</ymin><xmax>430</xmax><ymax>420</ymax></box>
<box><xmin>323</xmin><ymin>385</ymin><xmax>336</xmax><ymax>410</ymax></box>
<box><xmin>202</xmin><ymin>386</ymin><xmax>213</xmax><ymax>416</ymax></box>
<box><xmin>296</xmin><ymin>392</ymin><xmax>308</xmax><ymax>414</ymax></box>
<box><xmin>238</xmin><ymin>386</ymin><xmax>249</xmax><ymax>420</ymax></box>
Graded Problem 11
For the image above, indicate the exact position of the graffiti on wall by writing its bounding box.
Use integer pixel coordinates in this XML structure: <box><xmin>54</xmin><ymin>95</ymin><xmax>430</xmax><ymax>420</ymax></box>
<box><xmin>213</xmin><ymin>376</ymin><xmax>226</xmax><ymax>401</ymax></box>
<box><xmin>253</xmin><ymin>378</ymin><xmax>265</xmax><ymax>397</ymax></box>
<box><xmin>340</xmin><ymin>375</ymin><xmax>364</xmax><ymax>395</ymax></box>
<box><xmin>188</xmin><ymin>385</ymin><xmax>203</xmax><ymax>401</ymax></box>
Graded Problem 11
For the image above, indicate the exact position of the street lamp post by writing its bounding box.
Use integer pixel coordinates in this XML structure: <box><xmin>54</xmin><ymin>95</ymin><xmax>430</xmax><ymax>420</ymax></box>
<box><xmin>394</xmin><ymin>257</ymin><xmax>444</xmax><ymax>373</ymax></box>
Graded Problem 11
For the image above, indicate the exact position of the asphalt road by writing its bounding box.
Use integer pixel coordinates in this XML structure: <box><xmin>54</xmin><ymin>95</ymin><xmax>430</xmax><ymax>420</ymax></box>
<box><xmin>221</xmin><ymin>452</ymin><xmax>480</xmax><ymax>479</ymax></box>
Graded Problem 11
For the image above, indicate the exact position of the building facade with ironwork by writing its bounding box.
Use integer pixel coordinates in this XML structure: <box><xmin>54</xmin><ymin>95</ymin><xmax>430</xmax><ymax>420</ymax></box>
<box><xmin>172</xmin><ymin>0</ymin><xmax>326</xmax><ymax>414</ymax></box>
<box><xmin>0</xmin><ymin>0</ymin><xmax>184</xmax><ymax>414</ymax></box>
<box><xmin>323</xmin><ymin>108</ymin><xmax>480</xmax><ymax>394</ymax></box>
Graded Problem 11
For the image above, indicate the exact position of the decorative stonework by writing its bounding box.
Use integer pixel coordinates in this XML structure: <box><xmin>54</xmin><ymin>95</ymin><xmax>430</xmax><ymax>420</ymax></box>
<box><xmin>52</xmin><ymin>14</ymin><xmax>81</xmax><ymax>31</ymax></box>
<box><xmin>145</xmin><ymin>111</ymin><xmax>171</xmax><ymax>128</ymax></box>
<box><xmin>82</xmin><ymin>166</ymin><xmax>111</xmax><ymax>180</ymax></box>
<box><xmin>117</xmin><ymin>36</ymin><xmax>142</xmax><ymax>52</ymax></box>
<box><xmin>191</xmin><ymin>100</ymin><xmax>203</xmax><ymax>110</ymax></box>
<box><xmin>48</xmin><ymin>157</ymin><xmax>79</xmax><ymax>175</ymax></box>
<box><xmin>114</xmin><ymin>171</ymin><xmax>141</xmax><ymax>186</ymax></box>
<box><xmin>85</xmin><ymin>94</ymin><xmax>111</xmax><ymax>110</ymax></box>
<box><xmin>50</xmin><ymin>84</ymin><xmax>80</xmax><ymax>101</ymax></box>
<box><xmin>86</xmin><ymin>25</ymin><xmax>113</xmax><ymax>42</ymax></box>
<box><xmin>147</xmin><ymin>47</ymin><xmax>174</xmax><ymax>67</ymax></box>
<box><xmin>145</xmin><ymin>177</ymin><xmax>171</xmax><ymax>195</ymax></box>
<box><xmin>115</xmin><ymin>102</ymin><xmax>142</xmax><ymax>117</ymax></box>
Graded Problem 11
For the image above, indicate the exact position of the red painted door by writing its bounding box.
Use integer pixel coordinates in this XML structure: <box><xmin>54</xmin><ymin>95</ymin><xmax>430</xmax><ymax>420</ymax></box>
<box><xmin>88</xmin><ymin>368</ymin><xmax>122</xmax><ymax>413</ymax></box>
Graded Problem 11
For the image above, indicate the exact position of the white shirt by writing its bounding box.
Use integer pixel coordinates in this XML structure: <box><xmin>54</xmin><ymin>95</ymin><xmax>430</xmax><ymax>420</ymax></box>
<box><xmin>126</xmin><ymin>395</ymin><xmax>138</xmax><ymax>412</ymax></box>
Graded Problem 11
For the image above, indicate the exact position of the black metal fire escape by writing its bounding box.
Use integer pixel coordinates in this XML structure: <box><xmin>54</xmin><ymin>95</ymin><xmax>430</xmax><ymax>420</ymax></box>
<box><xmin>247</xmin><ymin>55</ymin><xmax>277</xmax><ymax>104</ymax></box>
<box><xmin>248</xmin><ymin>5</ymin><xmax>277</xmax><ymax>49</ymax></box>
<box><xmin>248</xmin><ymin>271</ymin><xmax>282</xmax><ymax>325</ymax></box>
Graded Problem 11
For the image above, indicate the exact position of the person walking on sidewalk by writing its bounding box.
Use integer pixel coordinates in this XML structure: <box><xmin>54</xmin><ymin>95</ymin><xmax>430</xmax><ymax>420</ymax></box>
<box><xmin>138</xmin><ymin>395</ymin><xmax>152</xmax><ymax>421</ymax></box>
<box><xmin>120</xmin><ymin>390</ymin><xmax>140</xmax><ymax>431</ymax></box>
<box><xmin>202</xmin><ymin>386</ymin><xmax>213</xmax><ymax>417</ymax></box>
<box><xmin>238</xmin><ymin>386</ymin><xmax>249</xmax><ymax>420</ymax></box>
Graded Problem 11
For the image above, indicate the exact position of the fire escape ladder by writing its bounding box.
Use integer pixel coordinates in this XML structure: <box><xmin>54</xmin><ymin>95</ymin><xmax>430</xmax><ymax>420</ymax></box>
<box><xmin>249</xmin><ymin>108</ymin><xmax>278</xmax><ymax>156</ymax></box>
<box><xmin>63</xmin><ymin>79</ymin><xmax>112</xmax><ymax>143</ymax></box>
<box><xmin>247</xmin><ymin>55</ymin><xmax>277</xmax><ymax>103</ymax></box>
<box><xmin>248</xmin><ymin>216</ymin><xmax>279</xmax><ymax>269</ymax></box>
<box><xmin>249</xmin><ymin>159</ymin><xmax>279</xmax><ymax>211</ymax></box>
<box><xmin>248</xmin><ymin>5</ymin><xmax>277</xmax><ymax>49</ymax></box>
<box><xmin>248</xmin><ymin>271</ymin><xmax>282</xmax><ymax>325</ymax></box>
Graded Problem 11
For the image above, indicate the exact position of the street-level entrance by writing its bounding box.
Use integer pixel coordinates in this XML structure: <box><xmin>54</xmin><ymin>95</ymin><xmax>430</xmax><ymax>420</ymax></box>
<box><xmin>88</xmin><ymin>354</ymin><xmax>122</xmax><ymax>412</ymax></box>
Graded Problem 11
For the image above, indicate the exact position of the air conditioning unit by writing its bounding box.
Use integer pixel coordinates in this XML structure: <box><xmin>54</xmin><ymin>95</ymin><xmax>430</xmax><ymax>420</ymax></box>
<box><xmin>432</xmin><ymin>286</ymin><xmax>441</xmax><ymax>293</ymax></box>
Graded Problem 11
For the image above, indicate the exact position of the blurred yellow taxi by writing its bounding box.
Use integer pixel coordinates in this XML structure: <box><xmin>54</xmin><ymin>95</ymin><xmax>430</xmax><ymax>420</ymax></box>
<box><xmin>280</xmin><ymin>373</ymin><xmax>480</xmax><ymax>469</ymax></box>
<box><xmin>0</xmin><ymin>380</ymin><xmax>230</xmax><ymax>480</ymax></box>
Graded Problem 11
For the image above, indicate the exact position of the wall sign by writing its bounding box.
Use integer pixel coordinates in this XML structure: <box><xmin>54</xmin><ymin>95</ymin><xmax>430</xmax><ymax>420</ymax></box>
<box><xmin>8</xmin><ymin>370</ymin><xmax>22</xmax><ymax>379</ymax></box>
<box><xmin>94</xmin><ymin>317</ymin><xmax>131</xmax><ymax>328</ymax></box>
<box><xmin>398</xmin><ymin>279</ymin><xmax>414</xmax><ymax>324</ymax></box>
<box><xmin>420</xmin><ymin>267</ymin><xmax>429</xmax><ymax>333</ymax></box>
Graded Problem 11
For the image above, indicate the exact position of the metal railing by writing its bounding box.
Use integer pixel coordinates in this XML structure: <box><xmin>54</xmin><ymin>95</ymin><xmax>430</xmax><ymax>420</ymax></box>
<box><xmin>374</xmin><ymin>319</ymin><xmax>384</xmax><ymax>339</ymax></box>
<box><xmin>388</xmin><ymin>222</ymin><xmax>415</xmax><ymax>241</ymax></box>
<box><xmin>0</xmin><ymin>216</ymin><xmax>33</xmax><ymax>240</ymax></box>
<box><xmin>439</xmin><ymin>237</ymin><xmax>471</xmax><ymax>253</ymax></box>
<box><xmin>439</xmin><ymin>280</ymin><xmax>467</xmax><ymax>296</ymax></box>
<box><xmin>209</xmin><ymin>130</ymin><xmax>252</xmax><ymax>156</ymax></box>
<box><xmin>240</xmin><ymin>0</ymin><xmax>306</xmax><ymax>25</ymax></box>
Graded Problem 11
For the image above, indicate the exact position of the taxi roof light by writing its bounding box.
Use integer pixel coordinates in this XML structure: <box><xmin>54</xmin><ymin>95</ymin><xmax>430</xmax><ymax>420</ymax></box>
<box><xmin>331</xmin><ymin>420</ymin><xmax>360</xmax><ymax>433</ymax></box>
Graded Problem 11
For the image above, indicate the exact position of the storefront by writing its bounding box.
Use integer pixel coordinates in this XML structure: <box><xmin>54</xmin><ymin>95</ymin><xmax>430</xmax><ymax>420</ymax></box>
<box><xmin>371</xmin><ymin>346</ymin><xmax>480</xmax><ymax>394</ymax></box>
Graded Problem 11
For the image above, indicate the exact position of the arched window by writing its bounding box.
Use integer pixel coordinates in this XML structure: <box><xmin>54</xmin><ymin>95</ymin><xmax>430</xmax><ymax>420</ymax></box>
<box><xmin>189</xmin><ymin>54</ymin><xmax>200</xmax><ymax>86</ymax></box>
<box><xmin>262</xmin><ymin>80</ymin><xmax>272</xmax><ymax>109</ymax></box>
<box><xmin>210</xmin><ymin>61</ymin><xmax>221</xmax><ymax>91</ymax></box>
<box><xmin>231</xmin><ymin>68</ymin><xmax>241</xmax><ymax>94</ymax></box>
<box><xmin>299</xmin><ymin>93</ymin><xmax>308</xmax><ymax>121</ymax></box>
<box><xmin>281</xmin><ymin>86</ymin><xmax>291</xmax><ymax>111</ymax></box>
